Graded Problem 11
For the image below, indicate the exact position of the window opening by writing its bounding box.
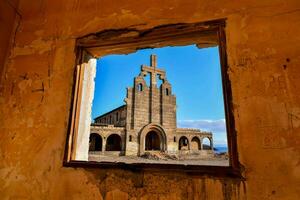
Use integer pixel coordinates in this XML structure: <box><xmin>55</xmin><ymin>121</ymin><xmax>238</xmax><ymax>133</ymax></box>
<box><xmin>138</xmin><ymin>83</ymin><xmax>143</xmax><ymax>91</ymax></box>
<box><xmin>66</xmin><ymin>20</ymin><xmax>238</xmax><ymax>174</ymax></box>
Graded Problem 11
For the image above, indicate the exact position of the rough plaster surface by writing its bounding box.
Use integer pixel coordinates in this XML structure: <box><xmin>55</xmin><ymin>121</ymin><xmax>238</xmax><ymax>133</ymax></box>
<box><xmin>0</xmin><ymin>0</ymin><xmax>20</xmax><ymax>80</ymax></box>
<box><xmin>0</xmin><ymin>0</ymin><xmax>300</xmax><ymax>199</ymax></box>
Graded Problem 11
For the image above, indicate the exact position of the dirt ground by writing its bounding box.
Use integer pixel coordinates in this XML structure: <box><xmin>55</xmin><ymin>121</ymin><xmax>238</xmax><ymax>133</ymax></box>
<box><xmin>88</xmin><ymin>154</ymin><xmax>229</xmax><ymax>166</ymax></box>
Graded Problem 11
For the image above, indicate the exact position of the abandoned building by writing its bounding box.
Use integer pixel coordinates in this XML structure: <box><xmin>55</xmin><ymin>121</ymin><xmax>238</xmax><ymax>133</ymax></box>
<box><xmin>89</xmin><ymin>55</ymin><xmax>213</xmax><ymax>157</ymax></box>
<box><xmin>1</xmin><ymin>0</ymin><xmax>300</xmax><ymax>199</ymax></box>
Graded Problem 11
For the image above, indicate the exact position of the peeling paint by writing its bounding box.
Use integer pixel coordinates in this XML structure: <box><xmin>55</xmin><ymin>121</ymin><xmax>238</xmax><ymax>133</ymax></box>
<box><xmin>12</xmin><ymin>38</ymin><xmax>53</xmax><ymax>57</ymax></box>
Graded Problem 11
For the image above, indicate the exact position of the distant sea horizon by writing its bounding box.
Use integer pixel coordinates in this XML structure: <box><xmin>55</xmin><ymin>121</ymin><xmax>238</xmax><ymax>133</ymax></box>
<box><xmin>213</xmin><ymin>145</ymin><xmax>228</xmax><ymax>153</ymax></box>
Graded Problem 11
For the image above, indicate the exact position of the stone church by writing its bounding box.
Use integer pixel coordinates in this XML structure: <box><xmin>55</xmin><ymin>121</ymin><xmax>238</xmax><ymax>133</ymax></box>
<box><xmin>89</xmin><ymin>55</ymin><xmax>213</xmax><ymax>157</ymax></box>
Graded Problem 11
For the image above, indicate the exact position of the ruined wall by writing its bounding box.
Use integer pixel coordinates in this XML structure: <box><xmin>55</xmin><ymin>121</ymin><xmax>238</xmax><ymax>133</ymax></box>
<box><xmin>161</xmin><ymin>81</ymin><xmax>176</xmax><ymax>129</ymax></box>
<box><xmin>125</xmin><ymin>75</ymin><xmax>150</xmax><ymax>155</ymax></box>
<box><xmin>130</xmin><ymin>75</ymin><xmax>176</xmax><ymax>131</ymax></box>
<box><xmin>90</xmin><ymin>125</ymin><xmax>126</xmax><ymax>154</ymax></box>
<box><xmin>125</xmin><ymin>70</ymin><xmax>177</xmax><ymax>155</ymax></box>
<box><xmin>130</xmin><ymin>75</ymin><xmax>150</xmax><ymax>129</ymax></box>
<box><xmin>1</xmin><ymin>0</ymin><xmax>300</xmax><ymax>199</ymax></box>
<box><xmin>95</xmin><ymin>105</ymin><xmax>127</xmax><ymax>127</ymax></box>
<box><xmin>176</xmin><ymin>129</ymin><xmax>213</xmax><ymax>150</ymax></box>
<box><xmin>0</xmin><ymin>0</ymin><xmax>20</xmax><ymax>79</ymax></box>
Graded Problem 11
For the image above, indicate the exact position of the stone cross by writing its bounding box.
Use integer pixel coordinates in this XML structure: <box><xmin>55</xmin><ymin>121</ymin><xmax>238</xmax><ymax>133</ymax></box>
<box><xmin>141</xmin><ymin>54</ymin><xmax>165</xmax><ymax>86</ymax></box>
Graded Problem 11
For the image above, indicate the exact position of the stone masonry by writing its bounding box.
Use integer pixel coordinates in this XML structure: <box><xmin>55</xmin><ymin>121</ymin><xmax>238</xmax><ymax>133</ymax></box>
<box><xmin>90</xmin><ymin>55</ymin><xmax>213</xmax><ymax>157</ymax></box>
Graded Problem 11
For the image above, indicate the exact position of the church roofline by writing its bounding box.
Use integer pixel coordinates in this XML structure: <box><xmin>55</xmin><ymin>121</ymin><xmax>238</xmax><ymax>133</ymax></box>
<box><xmin>94</xmin><ymin>104</ymin><xmax>126</xmax><ymax>120</ymax></box>
<box><xmin>90</xmin><ymin>123</ymin><xmax>125</xmax><ymax>130</ymax></box>
<box><xmin>176</xmin><ymin>128</ymin><xmax>212</xmax><ymax>134</ymax></box>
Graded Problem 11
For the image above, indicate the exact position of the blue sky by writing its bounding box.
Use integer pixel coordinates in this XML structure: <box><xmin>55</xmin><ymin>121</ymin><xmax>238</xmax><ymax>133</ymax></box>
<box><xmin>92</xmin><ymin>45</ymin><xmax>227</xmax><ymax>146</ymax></box>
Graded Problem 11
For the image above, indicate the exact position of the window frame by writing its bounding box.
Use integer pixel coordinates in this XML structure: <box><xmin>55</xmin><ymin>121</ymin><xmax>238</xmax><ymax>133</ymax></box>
<box><xmin>63</xmin><ymin>18</ymin><xmax>242</xmax><ymax>178</ymax></box>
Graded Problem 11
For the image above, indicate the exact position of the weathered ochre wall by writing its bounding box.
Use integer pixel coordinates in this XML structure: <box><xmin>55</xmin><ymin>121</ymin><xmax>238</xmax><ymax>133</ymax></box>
<box><xmin>0</xmin><ymin>0</ymin><xmax>20</xmax><ymax>80</ymax></box>
<box><xmin>1</xmin><ymin>0</ymin><xmax>300</xmax><ymax>199</ymax></box>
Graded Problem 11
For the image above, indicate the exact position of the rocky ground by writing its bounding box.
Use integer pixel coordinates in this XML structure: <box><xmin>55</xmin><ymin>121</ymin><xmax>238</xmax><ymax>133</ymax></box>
<box><xmin>88</xmin><ymin>152</ymin><xmax>229</xmax><ymax>166</ymax></box>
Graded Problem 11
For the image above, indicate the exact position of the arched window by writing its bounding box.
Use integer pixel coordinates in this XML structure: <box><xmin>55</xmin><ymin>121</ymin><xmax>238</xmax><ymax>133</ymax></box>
<box><xmin>191</xmin><ymin>137</ymin><xmax>201</xmax><ymax>150</ymax></box>
<box><xmin>202</xmin><ymin>137</ymin><xmax>212</xmax><ymax>150</ymax></box>
<box><xmin>129</xmin><ymin>135</ymin><xmax>132</xmax><ymax>142</ymax></box>
<box><xmin>166</xmin><ymin>88</ymin><xmax>169</xmax><ymax>96</ymax></box>
<box><xmin>179</xmin><ymin>136</ymin><xmax>189</xmax><ymax>150</ymax></box>
<box><xmin>106</xmin><ymin>134</ymin><xmax>122</xmax><ymax>151</ymax></box>
<box><xmin>138</xmin><ymin>83</ymin><xmax>143</xmax><ymax>91</ymax></box>
<box><xmin>89</xmin><ymin>133</ymin><xmax>102</xmax><ymax>151</ymax></box>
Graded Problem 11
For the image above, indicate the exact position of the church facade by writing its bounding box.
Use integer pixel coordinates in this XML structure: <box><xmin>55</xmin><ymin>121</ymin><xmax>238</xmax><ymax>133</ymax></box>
<box><xmin>89</xmin><ymin>55</ymin><xmax>213</xmax><ymax>158</ymax></box>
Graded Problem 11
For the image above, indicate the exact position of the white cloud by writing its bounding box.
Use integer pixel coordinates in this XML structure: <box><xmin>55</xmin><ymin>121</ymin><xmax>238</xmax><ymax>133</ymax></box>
<box><xmin>177</xmin><ymin>119</ymin><xmax>226</xmax><ymax>133</ymax></box>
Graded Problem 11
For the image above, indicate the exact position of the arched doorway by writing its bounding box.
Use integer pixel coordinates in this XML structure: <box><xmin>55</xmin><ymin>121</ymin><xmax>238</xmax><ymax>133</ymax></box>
<box><xmin>106</xmin><ymin>134</ymin><xmax>121</xmax><ymax>151</ymax></box>
<box><xmin>179</xmin><ymin>136</ymin><xmax>189</xmax><ymax>150</ymax></box>
<box><xmin>89</xmin><ymin>133</ymin><xmax>102</xmax><ymax>151</ymax></box>
<box><xmin>145</xmin><ymin>131</ymin><xmax>161</xmax><ymax>150</ymax></box>
<box><xmin>191</xmin><ymin>137</ymin><xmax>201</xmax><ymax>150</ymax></box>
<box><xmin>139</xmin><ymin>123</ymin><xmax>167</xmax><ymax>155</ymax></box>
<box><xmin>202</xmin><ymin>137</ymin><xmax>212</xmax><ymax>150</ymax></box>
